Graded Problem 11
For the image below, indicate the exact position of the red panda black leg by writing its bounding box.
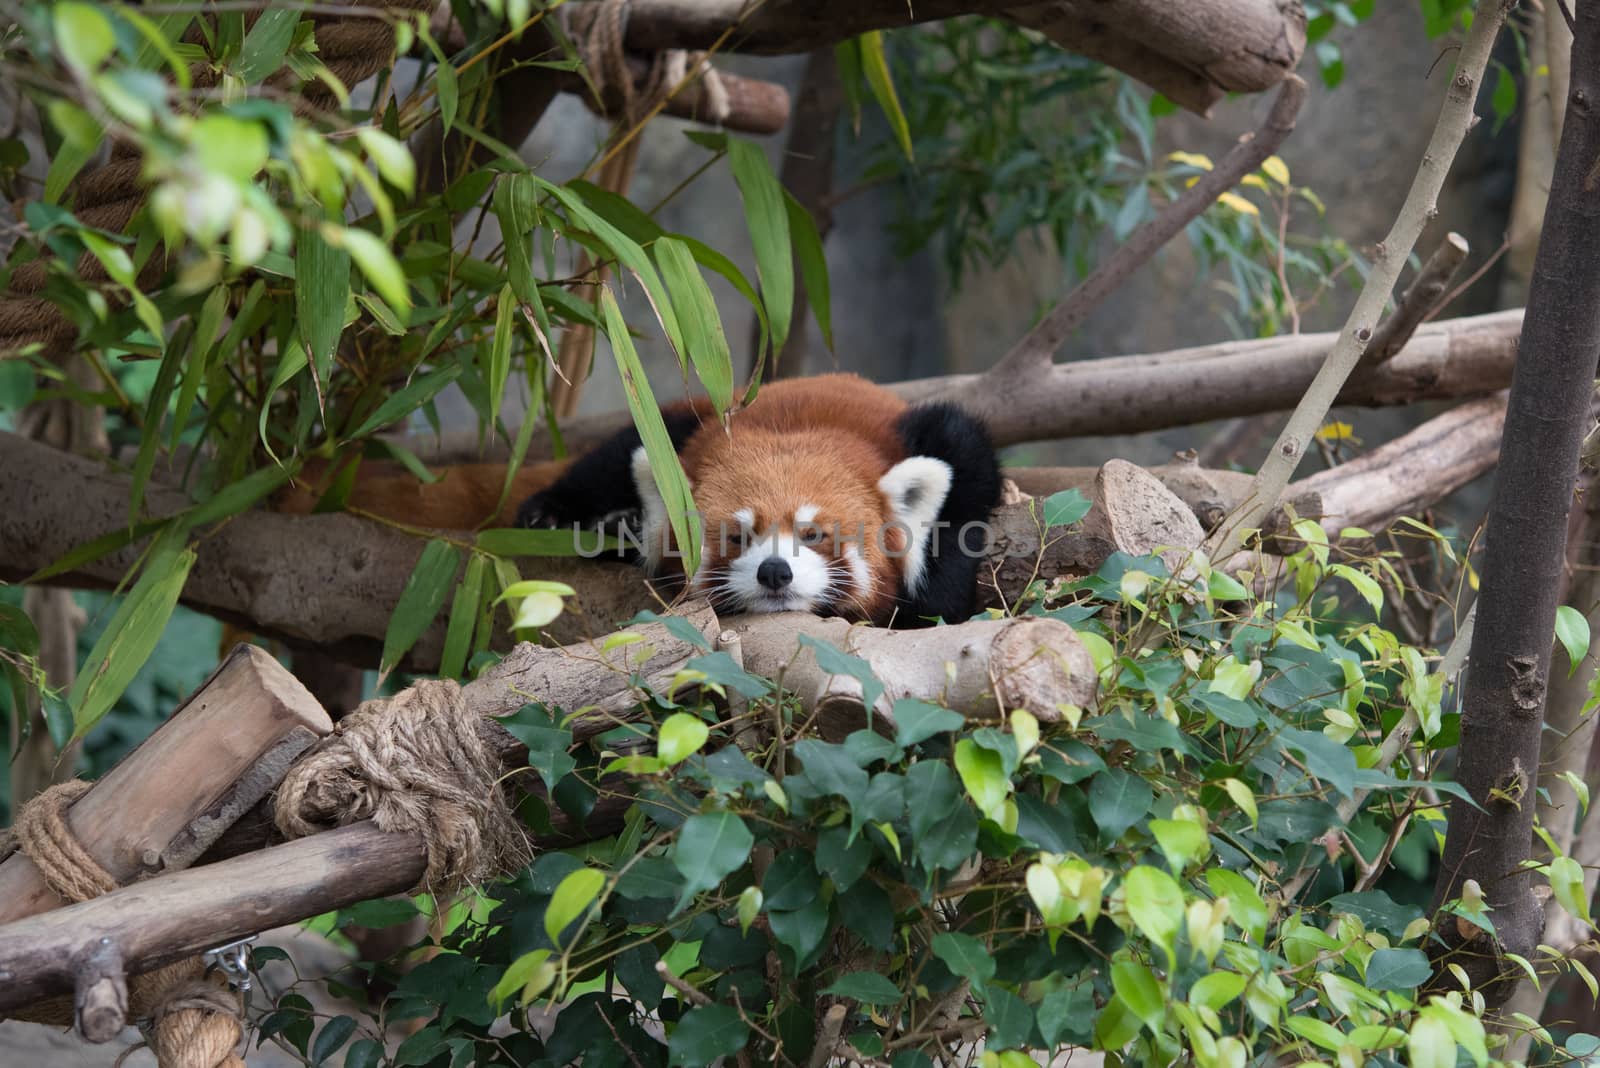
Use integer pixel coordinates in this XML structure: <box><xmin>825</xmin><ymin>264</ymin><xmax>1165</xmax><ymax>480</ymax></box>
<box><xmin>890</xmin><ymin>403</ymin><xmax>1003</xmax><ymax>626</ymax></box>
<box><xmin>514</xmin><ymin>410</ymin><xmax>701</xmax><ymax>555</ymax></box>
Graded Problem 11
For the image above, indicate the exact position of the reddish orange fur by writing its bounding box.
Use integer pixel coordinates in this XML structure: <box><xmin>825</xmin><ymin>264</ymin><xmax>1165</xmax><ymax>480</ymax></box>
<box><xmin>274</xmin><ymin>458</ymin><xmax>571</xmax><ymax>529</ymax></box>
<box><xmin>677</xmin><ymin>374</ymin><xmax>914</xmax><ymax>621</ymax></box>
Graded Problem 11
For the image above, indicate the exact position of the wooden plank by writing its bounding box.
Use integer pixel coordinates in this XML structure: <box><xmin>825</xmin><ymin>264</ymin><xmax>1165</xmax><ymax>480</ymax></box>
<box><xmin>0</xmin><ymin>823</ymin><xmax>425</xmax><ymax>1013</ymax></box>
<box><xmin>0</xmin><ymin>644</ymin><xmax>332</xmax><ymax>924</ymax></box>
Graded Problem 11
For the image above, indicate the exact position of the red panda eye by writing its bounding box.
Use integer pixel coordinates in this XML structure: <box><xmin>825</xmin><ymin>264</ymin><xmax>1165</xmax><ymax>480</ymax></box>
<box><xmin>798</xmin><ymin>525</ymin><xmax>826</xmax><ymax>546</ymax></box>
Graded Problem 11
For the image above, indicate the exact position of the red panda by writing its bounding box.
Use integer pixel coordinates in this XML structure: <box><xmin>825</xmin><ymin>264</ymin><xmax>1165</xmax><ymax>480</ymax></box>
<box><xmin>517</xmin><ymin>374</ymin><xmax>1003</xmax><ymax>627</ymax></box>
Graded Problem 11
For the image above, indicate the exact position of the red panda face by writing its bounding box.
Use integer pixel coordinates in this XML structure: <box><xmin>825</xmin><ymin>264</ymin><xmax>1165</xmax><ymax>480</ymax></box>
<box><xmin>631</xmin><ymin>429</ymin><xmax>956</xmax><ymax>625</ymax></box>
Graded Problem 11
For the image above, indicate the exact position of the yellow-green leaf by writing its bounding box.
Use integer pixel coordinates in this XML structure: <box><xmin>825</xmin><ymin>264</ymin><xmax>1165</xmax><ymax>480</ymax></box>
<box><xmin>545</xmin><ymin>867</ymin><xmax>606</xmax><ymax>944</ymax></box>
<box><xmin>859</xmin><ymin>32</ymin><xmax>912</xmax><ymax>161</ymax></box>
<box><xmin>658</xmin><ymin>712</ymin><xmax>710</xmax><ymax>765</ymax></box>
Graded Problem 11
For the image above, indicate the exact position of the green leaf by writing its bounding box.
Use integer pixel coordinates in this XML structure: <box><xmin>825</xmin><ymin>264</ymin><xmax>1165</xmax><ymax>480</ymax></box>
<box><xmin>1111</xmin><ymin>960</ymin><xmax>1165</xmax><ymax>1030</ymax></box>
<box><xmin>379</xmin><ymin>539</ymin><xmax>460</xmax><ymax>678</ymax></box>
<box><xmin>54</xmin><ymin>3</ymin><xmax>115</xmax><ymax>72</ymax></box>
<box><xmin>953</xmin><ymin>738</ymin><xmax>1010</xmax><ymax>824</ymax></box>
<box><xmin>68</xmin><ymin>530</ymin><xmax>196</xmax><ymax>740</ymax></box>
<box><xmin>475</xmin><ymin>527</ymin><xmax>614</xmax><ymax>558</ymax></box>
<box><xmin>930</xmin><ymin>932</ymin><xmax>994</xmax><ymax>988</ymax></box>
<box><xmin>236</xmin><ymin>7</ymin><xmax>300</xmax><ymax>83</ymax></box>
<box><xmin>1364</xmin><ymin>947</ymin><xmax>1433</xmax><ymax>992</ymax></box>
<box><xmin>799</xmin><ymin>634</ymin><xmax>884</xmax><ymax>723</ymax></box>
<box><xmin>825</xmin><ymin>971</ymin><xmax>902</xmax><ymax>1006</ymax></box>
<box><xmin>672</xmin><ymin>810</ymin><xmax>754</xmax><ymax>911</ymax></box>
<box><xmin>296</xmin><ymin>224</ymin><xmax>351</xmax><ymax>399</ymax></box>
<box><xmin>487</xmin><ymin>284</ymin><xmax>515</xmax><ymax>434</ymax></box>
<box><xmin>436</xmin><ymin>62</ymin><xmax>459</xmax><ymax>132</ymax></box>
<box><xmin>43</xmin><ymin>103</ymin><xmax>98</xmax><ymax>203</ymax></box>
<box><xmin>545</xmin><ymin>866</ymin><xmax>606</xmax><ymax>944</ymax></box>
<box><xmin>356</xmin><ymin>127</ymin><xmax>416</xmax><ymax>196</ymax></box>
<box><xmin>344</xmin><ymin>1038</ymin><xmax>383</xmax><ymax>1068</ymax></box>
<box><xmin>129</xmin><ymin>344</ymin><xmax>186</xmax><ymax>520</ymax></box>
<box><xmin>784</xmin><ymin>189</ymin><xmax>833</xmax><ymax>350</ymax></box>
<box><xmin>1042</xmin><ymin>489</ymin><xmax>1092</xmax><ymax>528</ymax></box>
<box><xmin>26</xmin><ymin>518</ymin><xmax>168</xmax><ymax>584</ymax></box>
<box><xmin>541</xmin><ymin>179</ymin><xmax>684</xmax><ymax>356</ymax></box>
<box><xmin>668</xmin><ymin>1004</ymin><xmax>748</xmax><ymax>1067</ymax></box>
<box><xmin>1551</xmin><ymin>854</ymin><xmax>1592</xmax><ymax>924</ymax></box>
<box><xmin>340</xmin><ymin>228</ymin><xmax>410</xmax><ymax>317</ymax></box>
<box><xmin>192</xmin><ymin>114</ymin><xmax>270</xmax><ymax>182</ymax></box>
<box><xmin>1088</xmin><ymin>768</ymin><xmax>1152</xmax><ymax>841</ymax></box>
<box><xmin>600</xmin><ymin>287</ymin><xmax>701</xmax><ymax>576</ymax></box>
<box><xmin>891</xmin><ymin>698</ymin><xmax>964</xmax><ymax>747</ymax></box>
<box><xmin>737</xmin><ymin>885</ymin><xmax>762</xmax><ymax>935</ymax></box>
<box><xmin>762</xmin><ymin>848</ymin><xmax>822</xmax><ymax>911</ymax></box>
<box><xmin>1123</xmin><ymin>865</ymin><xmax>1184</xmax><ymax>966</ymax></box>
<box><xmin>1558</xmin><ymin>605</ymin><xmax>1591</xmax><ymax>677</ymax></box>
<box><xmin>726</xmin><ymin>138</ymin><xmax>793</xmax><ymax>354</ymax></box>
<box><xmin>310</xmin><ymin>1015</ymin><xmax>356</xmax><ymax>1065</ymax></box>
<box><xmin>769</xmin><ymin>895</ymin><xmax>830</xmax><ymax>965</ymax></box>
<box><xmin>859</xmin><ymin>31</ymin><xmax>913</xmax><ymax>161</ymax></box>
<box><xmin>494</xmin><ymin>173</ymin><xmax>542</xmax><ymax>304</ymax></box>
<box><xmin>1288</xmin><ymin>1015</ymin><xmax>1349</xmax><ymax>1052</ymax></box>
<box><xmin>347</xmin><ymin>363</ymin><xmax>463</xmax><ymax>439</ymax></box>
<box><xmin>488</xmin><ymin>949</ymin><xmax>554</xmax><ymax>1009</ymax></box>
<box><xmin>439</xmin><ymin>554</ymin><xmax>487</xmax><ymax>680</ymax></box>
<box><xmin>188</xmin><ymin>464</ymin><xmax>295</xmax><ymax>529</ymax></box>
<box><xmin>654</xmin><ymin>236</ymin><xmax>733</xmax><ymax>412</ymax></box>
<box><xmin>658</xmin><ymin>711</ymin><xmax>710</xmax><ymax>765</ymax></box>
<box><xmin>499</xmin><ymin>703</ymin><xmax>575</xmax><ymax>793</ymax></box>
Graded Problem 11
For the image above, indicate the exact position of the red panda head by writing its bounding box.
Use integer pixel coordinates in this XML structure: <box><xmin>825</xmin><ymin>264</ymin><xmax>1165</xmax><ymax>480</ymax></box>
<box><xmin>630</xmin><ymin>430</ymin><xmax>954</xmax><ymax>624</ymax></box>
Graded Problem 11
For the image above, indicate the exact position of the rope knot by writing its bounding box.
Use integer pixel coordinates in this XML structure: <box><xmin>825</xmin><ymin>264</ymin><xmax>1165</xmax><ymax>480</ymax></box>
<box><xmin>568</xmin><ymin>0</ymin><xmax>732</xmax><ymax>127</ymax></box>
<box><xmin>273</xmin><ymin>678</ymin><xmax>530</xmax><ymax>896</ymax></box>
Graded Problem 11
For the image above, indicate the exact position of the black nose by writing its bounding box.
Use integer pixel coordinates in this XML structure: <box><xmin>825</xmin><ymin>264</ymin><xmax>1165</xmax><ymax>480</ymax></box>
<box><xmin>756</xmin><ymin>557</ymin><xmax>793</xmax><ymax>591</ymax></box>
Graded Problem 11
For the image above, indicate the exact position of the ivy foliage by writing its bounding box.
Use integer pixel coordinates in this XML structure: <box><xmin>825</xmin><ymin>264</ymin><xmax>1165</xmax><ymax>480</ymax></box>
<box><xmin>257</xmin><ymin>502</ymin><xmax>1596</xmax><ymax>1066</ymax></box>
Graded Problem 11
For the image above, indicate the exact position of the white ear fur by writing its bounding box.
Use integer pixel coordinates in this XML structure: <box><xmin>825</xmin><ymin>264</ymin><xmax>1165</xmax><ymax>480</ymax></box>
<box><xmin>879</xmin><ymin>456</ymin><xmax>953</xmax><ymax>595</ymax></box>
<box><xmin>631</xmin><ymin>446</ymin><xmax>671</xmax><ymax>574</ymax></box>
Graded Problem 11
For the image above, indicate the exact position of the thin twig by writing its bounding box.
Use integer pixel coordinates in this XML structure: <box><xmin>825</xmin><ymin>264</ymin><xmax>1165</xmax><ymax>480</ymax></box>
<box><xmin>654</xmin><ymin>960</ymin><xmax>712</xmax><ymax>1006</ymax></box>
<box><xmin>1360</xmin><ymin>232</ymin><xmax>1470</xmax><ymax>368</ymax></box>
<box><xmin>989</xmin><ymin>75</ymin><xmax>1308</xmax><ymax>378</ymax></box>
<box><xmin>1211</xmin><ymin>1</ymin><xmax>1516</xmax><ymax>560</ymax></box>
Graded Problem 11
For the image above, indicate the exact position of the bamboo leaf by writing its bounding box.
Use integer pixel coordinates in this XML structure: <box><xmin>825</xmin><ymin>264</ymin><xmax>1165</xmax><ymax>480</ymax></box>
<box><xmin>381</xmin><ymin>539</ymin><xmax>461</xmax><ymax>679</ymax></box>
<box><xmin>784</xmin><ymin>189</ymin><xmax>832</xmax><ymax>351</ymax></box>
<box><xmin>235</xmin><ymin>7</ymin><xmax>300</xmax><ymax>83</ymax></box>
<box><xmin>494</xmin><ymin>173</ymin><xmax>542</xmax><ymax>304</ymax></box>
<box><xmin>296</xmin><ymin>224</ymin><xmax>351</xmax><ymax>403</ymax></box>
<box><xmin>475</xmin><ymin>528</ymin><xmax>614</xmax><ymax>558</ymax></box>
<box><xmin>68</xmin><ymin>528</ymin><xmax>197</xmax><ymax>739</ymax></box>
<box><xmin>600</xmin><ymin>287</ymin><xmax>701</xmax><ymax>576</ymax></box>
<box><xmin>347</xmin><ymin>363</ymin><xmax>463</xmax><ymax>439</ymax></box>
<box><xmin>725</xmin><ymin>138</ymin><xmax>793</xmax><ymax>356</ymax></box>
<box><xmin>440</xmin><ymin>553</ymin><xmax>487</xmax><ymax>680</ymax></box>
<box><xmin>171</xmin><ymin>286</ymin><xmax>229</xmax><ymax>451</ymax></box>
<box><xmin>654</xmin><ymin>236</ymin><xmax>733</xmax><ymax>413</ymax></box>
<box><xmin>488</xmin><ymin>283</ymin><xmax>515</xmax><ymax>435</ymax></box>
<box><xmin>859</xmin><ymin>31</ymin><xmax>913</xmax><ymax>161</ymax></box>
<box><xmin>25</xmin><ymin>518</ymin><xmax>168</xmax><ymax>584</ymax></box>
<box><xmin>187</xmin><ymin>462</ymin><xmax>296</xmax><ymax>528</ymax></box>
<box><xmin>129</xmin><ymin>341</ymin><xmax>186</xmax><ymax>520</ymax></box>
<box><xmin>537</xmin><ymin>179</ymin><xmax>684</xmax><ymax>358</ymax></box>
<box><xmin>339</xmin><ymin>226</ymin><xmax>411</xmax><ymax>318</ymax></box>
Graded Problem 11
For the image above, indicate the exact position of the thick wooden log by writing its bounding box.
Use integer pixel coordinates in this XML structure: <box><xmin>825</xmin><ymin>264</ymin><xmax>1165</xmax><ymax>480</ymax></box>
<box><xmin>0</xmin><ymin>823</ymin><xmax>425</xmax><ymax>1014</ymax></box>
<box><xmin>0</xmin><ymin>645</ymin><xmax>331</xmax><ymax>925</ymax></box>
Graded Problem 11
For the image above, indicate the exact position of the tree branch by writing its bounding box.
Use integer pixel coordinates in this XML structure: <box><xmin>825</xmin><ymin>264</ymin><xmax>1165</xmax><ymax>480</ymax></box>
<box><xmin>990</xmin><ymin>74</ymin><xmax>1306</xmax><ymax>379</ymax></box>
<box><xmin>409</xmin><ymin>309</ymin><xmax>1524</xmax><ymax>465</ymax></box>
<box><xmin>1210</xmin><ymin>0</ymin><xmax>1516</xmax><ymax>560</ymax></box>
<box><xmin>614</xmin><ymin>0</ymin><xmax>1306</xmax><ymax>114</ymax></box>
<box><xmin>1360</xmin><ymin>232</ymin><xmax>1470</xmax><ymax>369</ymax></box>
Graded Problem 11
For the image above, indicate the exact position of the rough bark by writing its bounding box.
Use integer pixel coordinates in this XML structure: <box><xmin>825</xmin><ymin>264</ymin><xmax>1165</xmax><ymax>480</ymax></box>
<box><xmin>615</xmin><ymin>0</ymin><xmax>1306</xmax><ymax>114</ymax></box>
<box><xmin>1431</xmin><ymin>4</ymin><xmax>1600</xmax><ymax>1001</ymax></box>
<box><xmin>416</xmin><ymin>309</ymin><xmax>1525</xmax><ymax>465</ymax></box>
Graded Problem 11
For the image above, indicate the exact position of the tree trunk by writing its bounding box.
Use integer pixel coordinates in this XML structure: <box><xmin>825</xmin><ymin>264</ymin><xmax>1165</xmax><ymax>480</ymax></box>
<box><xmin>1430</xmin><ymin>6</ymin><xmax>1600</xmax><ymax>1000</ymax></box>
